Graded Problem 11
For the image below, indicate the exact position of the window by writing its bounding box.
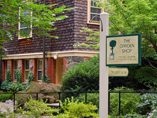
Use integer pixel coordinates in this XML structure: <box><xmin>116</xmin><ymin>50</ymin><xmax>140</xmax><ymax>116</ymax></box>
<box><xmin>25</xmin><ymin>59</ymin><xmax>29</xmax><ymax>81</ymax></box>
<box><xmin>87</xmin><ymin>0</ymin><xmax>103</xmax><ymax>24</ymax></box>
<box><xmin>18</xmin><ymin>9</ymin><xmax>32</xmax><ymax>39</ymax></box>
<box><xmin>37</xmin><ymin>59</ymin><xmax>42</xmax><ymax>81</ymax></box>
<box><xmin>14</xmin><ymin>60</ymin><xmax>17</xmax><ymax>80</ymax></box>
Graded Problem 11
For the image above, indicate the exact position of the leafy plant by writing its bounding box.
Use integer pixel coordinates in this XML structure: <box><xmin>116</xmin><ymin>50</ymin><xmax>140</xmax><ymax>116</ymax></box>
<box><xmin>137</xmin><ymin>93</ymin><xmax>157</xmax><ymax>115</ymax></box>
<box><xmin>15</xmin><ymin>69</ymin><xmax>22</xmax><ymax>83</ymax></box>
<box><xmin>0</xmin><ymin>94</ymin><xmax>13</xmax><ymax>102</ymax></box>
<box><xmin>110</xmin><ymin>87</ymin><xmax>141</xmax><ymax>116</ymax></box>
<box><xmin>17</xmin><ymin>97</ymin><xmax>59</xmax><ymax>118</ymax></box>
<box><xmin>42</xmin><ymin>74</ymin><xmax>52</xmax><ymax>84</ymax></box>
<box><xmin>28</xmin><ymin>71</ymin><xmax>34</xmax><ymax>84</ymax></box>
<box><xmin>58</xmin><ymin>97</ymin><xmax>99</xmax><ymax>118</ymax></box>
<box><xmin>61</xmin><ymin>54</ymin><xmax>99</xmax><ymax>99</ymax></box>
<box><xmin>6</xmin><ymin>70</ymin><xmax>11</xmax><ymax>82</ymax></box>
<box><xmin>76</xmin><ymin>93</ymin><xmax>99</xmax><ymax>109</ymax></box>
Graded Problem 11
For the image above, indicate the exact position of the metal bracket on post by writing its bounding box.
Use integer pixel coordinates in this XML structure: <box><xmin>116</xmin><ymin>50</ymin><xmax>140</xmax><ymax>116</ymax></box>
<box><xmin>90</xmin><ymin>15</ymin><xmax>103</xmax><ymax>32</ymax></box>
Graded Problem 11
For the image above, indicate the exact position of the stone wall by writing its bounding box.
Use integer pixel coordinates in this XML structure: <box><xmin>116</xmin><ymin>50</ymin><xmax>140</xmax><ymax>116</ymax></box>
<box><xmin>65</xmin><ymin>56</ymin><xmax>87</xmax><ymax>70</ymax></box>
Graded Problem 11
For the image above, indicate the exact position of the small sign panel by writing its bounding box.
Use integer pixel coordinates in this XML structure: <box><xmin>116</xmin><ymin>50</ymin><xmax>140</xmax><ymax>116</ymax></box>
<box><xmin>106</xmin><ymin>34</ymin><xmax>141</xmax><ymax>66</ymax></box>
<box><xmin>109</xmin><ymin>67</ymin><xmax>129</xmax><ymax>77</ymax></box>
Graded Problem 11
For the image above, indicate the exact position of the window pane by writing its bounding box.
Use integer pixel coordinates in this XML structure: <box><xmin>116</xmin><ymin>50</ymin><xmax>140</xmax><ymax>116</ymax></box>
<box><xmin>25</xmin><ymin>60</ymin><xmax>29</xmax><ymax>70</ymax></box>
<box><xmin>25</xmin><ymin>71</ymin><xmax>29</xmax><ymax>81</ymax></box>
<box><xmin>14</xmin><ymin>60</ymin><xmax>17</xmax><ymax>69</ymax></box>
<box><xmin>23</xmin><ymin>11</ymin><xmax>30</xmax><ymax>16</ymax></box>
<box><xmin>91</xmin><ymin>0</ymin><xmax>93</xmax><ymax>6</ymax></box>
<box><xmin>20</xmin><ymin>23</ymin><xmax>27</xmax><ymax>28</ymax></box>
<box><xmin>38</xmin><ymin>71</ymin><xmax>42</xmax><ymax>80</ymax></box>
<box><xmin>91</xmin><ymin>14</ymin><xmax>100</xmax><ymax>21</ymax></box>
<box><xmin>38</xmin><ymin>59</ymin><xmax>42</xmax><ymax>70</ymax></box>
<box><xmin>20</xmin><ymin>28</ymin><xmax>31</xmax><ymax>37</ymax></box>
<box><xmin>91</xmin><ymin>8</ymin><xmax>101</xmax><ymax>13</ymax></box>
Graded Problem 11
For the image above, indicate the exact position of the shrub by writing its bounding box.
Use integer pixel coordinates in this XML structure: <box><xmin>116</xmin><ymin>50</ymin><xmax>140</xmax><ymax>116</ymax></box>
<box><xmin>15</xmin><ymin>69</ymin><xmax>22</xmax><ymax>83</ymax></box>
<box><xmin>61</xmin><ymin>54</ymin><xmax>99</xmax><ymax>99</ymax></box>
<box><xmin>58</xmin><ymin>97</ymin><xmax>99</xmax><ymax>118</ymax></box>
<box><xmin>6</xmin><ymin>70</ymin><xmax>11</xmax><ymax>82</ymax></box>
<box><xmin>0</xmin><ymin>94</ymin><xmax>13</xmax><ymax>102</ymax></box>
<box><xmin>42</xmin><ymin>74</ymin><xmax>51</xmax><ymax>84</ymax></box>
<box><xmin>17</xmin><ymin>97</ymin><xmax>59</xmax><ymax>118</ymax></box>
<box><xmin>76</xmin><ymin>93</ymin><xmax>99</xmax><ymax>109</ymax></box>
<box><xmin>1</xmin><ymin>82</ymin><xmax>25</xmax><ymax>93</ymax></box>
<box><xmin>137</xmin><ymin>93</ymin><xmax>157</xmax><ymax>115</ymax></box>
<box><xmin>110</xmin><ymin>87</ymin><xmax>141</xmax><ymax>116</ymax></box>
<box><xmin>28</xmin><ymin>71</ymin><xmax>34</xmax><ymax>84</ymax></box>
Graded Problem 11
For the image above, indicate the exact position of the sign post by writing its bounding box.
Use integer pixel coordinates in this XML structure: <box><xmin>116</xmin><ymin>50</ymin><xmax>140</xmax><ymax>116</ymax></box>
<box><xmin>99</xmin><ymin>12</ymin><xmax>109</xmax><ymax>118</ymax></box>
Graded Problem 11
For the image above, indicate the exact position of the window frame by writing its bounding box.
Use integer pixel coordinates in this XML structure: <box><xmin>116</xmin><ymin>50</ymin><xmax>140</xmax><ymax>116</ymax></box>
<box><xmin>37</xmin><ymin>59</ymin><xmax>42</xmax><ymax>81</ymax></box>
<box><xmin>87</xmin><ymin>0</ymin><xmax>104</xmax><ymax>24</ymax></box>
<box><xmin>18</xmin><ymin>8</ymin><xmax>32</xmax><ymax>39</ymax></box>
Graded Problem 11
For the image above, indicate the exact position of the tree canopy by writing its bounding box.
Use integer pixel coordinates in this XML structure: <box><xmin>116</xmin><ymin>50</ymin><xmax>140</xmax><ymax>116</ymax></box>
<box><xmin>0</xmin><ymin>0</ymin><xmax>71</xmax><ymax>56</ymax></box>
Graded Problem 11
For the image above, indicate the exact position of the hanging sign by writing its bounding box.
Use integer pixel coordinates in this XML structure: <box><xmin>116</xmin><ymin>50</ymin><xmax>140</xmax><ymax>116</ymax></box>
<box><xmin>109</xmin><ymin>67</ymin><xmax>129</xmax><ymax>77</ymax></box>
<box><xmin>106</xmin><ymin>34</ymin><xmax>141</xmax><ymax>66</ymax></box>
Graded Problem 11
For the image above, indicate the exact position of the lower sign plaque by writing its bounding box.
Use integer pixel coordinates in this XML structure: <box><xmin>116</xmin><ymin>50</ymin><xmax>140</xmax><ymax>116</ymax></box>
<box><xmin>109</xmin><ymin>67</ymin><xmax>129</xmax><ymax>77</ymax></box>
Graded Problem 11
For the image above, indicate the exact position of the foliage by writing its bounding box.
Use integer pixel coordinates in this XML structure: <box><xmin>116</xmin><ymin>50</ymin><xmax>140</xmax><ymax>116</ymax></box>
<box><xmin>58</xmin><ymin>97</ymin><xmax>99</xmax><ymax>118</ymax></box>
<box><xmin>137</xmin><ymin>93</ymin><xmax>157</xmax><ymax>115</ymax></box>
<box><xmin>127</xmin><ymin>66</ymin><xmax>157</xmax><ymax>89</ymax></box>
<box><xmin>0</xmin><ymin>112</ymin><xmax>5</xmax><ymax>118</ymax></box>
<box><xmin>0</xmin><ymin>0</ymin><xmax>72</xmax><ymax>57</ymax></box>
<box><xmin>74</xmin><ymin>27</ymin><xmax>100</xmax><ymax>50</ymax></box>
<box><xmin>0</xmin><ymin>94</ymin><xmax>13</xmax><ymax>102</ymax></box>
<box><xmin>17</xmin><ymin>97</ymin><xmax>59</xmax><ymax>118</ymax></box>
<box><xmin>28</xmin><ymin>71</ymin><xmax>34</xmax><ymax>84</ymax></box>
<box><xmin>76</xmin><ymin>93</ymin><xmax>99</xmax><ymax>109</ymax></box>
<box><xmin>42</xmin><ymin>74</ymin><xmax>52</xmax><ymax>84</ymax></box>
<box><xmin>124</xmin><ymin>113</ymin><xmax>147</xmax><ymax>118</ymax></box>
<box><xmin>61</xmin><ymin>54</ymin><xmax>99</xmax><ymax>91</ymax></box>
<box><xmin>1</xmin><ymin>82</ymin><xmax>24</xmax><ymax>93</ymax></box>
<box><xmin>60</xmin><ymin>54</ymin><xmax>99</xmax><ymax>99</ymax></box>
<box><xmin>15</xmin><ymin>69</ymin><xmax>22</xmax><ymax>83</ymax></box>
<box><xmin>6</xmin><ymin>70</ymin><xmax>11</xmax><ymax>82</ymax></box>
<box><xmin>110</xmin><ymin>87</ymin><xmax>141</xmax><ymax>116</ymax></box>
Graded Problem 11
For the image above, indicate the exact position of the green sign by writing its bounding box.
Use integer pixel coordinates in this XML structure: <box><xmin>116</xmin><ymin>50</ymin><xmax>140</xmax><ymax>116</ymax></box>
<box><xmin>106</xmin><ymin>34</ymin><xmax>141</xmax><ymax>66</ymax></box>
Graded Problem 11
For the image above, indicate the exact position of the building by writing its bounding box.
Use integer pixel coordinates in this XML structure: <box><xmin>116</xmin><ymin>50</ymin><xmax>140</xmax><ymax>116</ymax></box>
<box><xmin>2</xmin><ymin>0</ymin><xmax>101</xmax><ymax>84</ymax></box>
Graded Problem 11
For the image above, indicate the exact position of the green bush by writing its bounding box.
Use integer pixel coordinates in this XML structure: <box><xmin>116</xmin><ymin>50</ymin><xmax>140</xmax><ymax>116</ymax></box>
<box><xmin>1</xmin><ymin>82</ymin><xmax>25</xmax><ymax>93</ymax></box>
<box><xmin>6</xmin><ymin>70</ymin><xmax>11</xmax><ymax>82</ymax></box>
<box><xmin>58</xmin><ymin>97</ymin><xmax>99</xmax><ymax>118</ymax></box>
<box><xmin>0</xmin><ymin>94</ymin><xmax>13</xmax><ymax>102</ymax></box>
<box><xmin>28</xmin><ymin>71</ymin><xmax>34</xmax><ymax>84</ymax></box>
<box><xmin>137</xmin><ymin>93</ymin><xmax>157</xmax><ymax>115</ymax></box>
<box><xmin>76</xmin><ymin>93</ymin><xmax>99</xmax><ymax>109</ymax></box>
<box><xmin>15</xmin><ymin>69</ymin><xmax>22</xmax><ymax>83</ymax></box>
<box><xmin>61</xmin><ymin>54</ymin><xmax>99</xmax><ymax>99</ymax></box>
<box><xmin>110</xmin><ymin>87</ymin><xmax>141</xmax><ymax>116</ymax></box>
<box><xmin>42</xmin><ymin>74</ymin><xmax>51</xmax><ymax>84</ymax></box>
<box><xmin>17</xmin><ymin>97</ymin><xmax>59</xmax><ymax>118</ymax></box>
